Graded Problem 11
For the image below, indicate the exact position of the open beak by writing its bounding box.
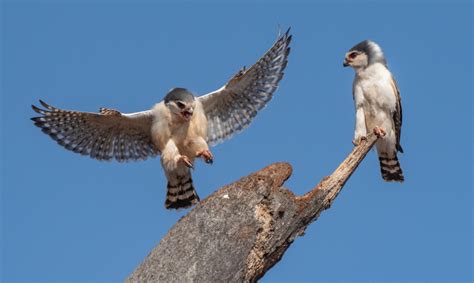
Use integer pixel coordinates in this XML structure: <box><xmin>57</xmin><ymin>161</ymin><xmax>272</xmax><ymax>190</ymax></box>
<box><xmin>181</xmin><ymin>109</ymin><xmax>193</xmax><ymax>120</ymax></box>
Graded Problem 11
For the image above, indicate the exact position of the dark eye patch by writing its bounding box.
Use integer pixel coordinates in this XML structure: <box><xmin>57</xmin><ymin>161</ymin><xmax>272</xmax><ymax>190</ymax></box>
<box><xmin>176</xmin><ymin>101</ymin><xmax>186</xmax><ymax>109</ymax></box>
<box><xmin>349</xmin><ymin>52</ymin><xmax>358</xmax><ymax>59</ymax></box>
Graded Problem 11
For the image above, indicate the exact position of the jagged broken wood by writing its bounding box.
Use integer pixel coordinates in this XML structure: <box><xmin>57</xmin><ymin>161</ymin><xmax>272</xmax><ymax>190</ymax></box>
<box><xmin>126</xmin><ymin>134</ymin><xmax>378</xmax><ymax>282</ymax></box>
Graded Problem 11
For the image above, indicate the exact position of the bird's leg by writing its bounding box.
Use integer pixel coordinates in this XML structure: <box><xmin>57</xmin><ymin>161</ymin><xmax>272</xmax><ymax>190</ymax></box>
<box><xmin>196</xmin><ymin>149</ymin><xmax>214</xmax><ymax>164</ymax></box>
<box><xmin>192</xmin><ymin>137</ymin><xmax>213</xmax><ymax>165</ymax></box>
<box><xmin>160</xmin><ymin>140</ymin><xmax>193</xmax><ymax>171</ymax></box>
<box><xmin>373</xmin><ymin>126</ymin><xmax>386</xmax><ymax>138</ymax></box>
<box><xmin>178</xmin><ymin>155</ymin><xmax>194</xmax><ymax>169</ymax></box>
<box><xmin>352</xmin><ymin>136</ymin><xmax>367</xmax><ymax>146</ymax></box>
<box><xmin>353</xmin><ymin>104</ymin><xmax>367</xmax><ymax>146</ymax></box>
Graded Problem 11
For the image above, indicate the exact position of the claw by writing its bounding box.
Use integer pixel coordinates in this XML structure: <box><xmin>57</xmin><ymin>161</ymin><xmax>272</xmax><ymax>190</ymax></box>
<box><xmin>196</xmin><ymin>149</ymin><xmax>214</xmax><ymax>165</ymax></box>
<box><xmin>373</xmin><ymin>126</ymin><xmax>386</xmax><ymax>138</ymax></box>
<box><xmin>352</xmin><ymin>136</ymin><xmax>367</xmax><ymax>146</ymax></box>
<box><xmin>179</xmin><ymin>155</ymin><xmax>194</xmax><ymax>169</ymax></box>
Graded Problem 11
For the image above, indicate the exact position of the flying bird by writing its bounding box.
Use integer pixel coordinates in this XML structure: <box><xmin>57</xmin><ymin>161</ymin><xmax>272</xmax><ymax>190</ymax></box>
<box><xmin>31</xmin><ymin>30</ymin><xmax>292</xmax><ymax>209</ymax></box>
<box><xmin>343</xmin><ymin>40</ymin><xmax>404</xmax><ymax>182</ymax></box>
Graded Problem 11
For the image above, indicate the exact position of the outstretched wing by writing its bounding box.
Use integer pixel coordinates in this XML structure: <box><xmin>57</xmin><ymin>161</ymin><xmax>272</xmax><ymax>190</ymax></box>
<box><xmin>198</xmin><ymin>29</ymin><xmax>292</xmax><ymax>146</ymax></box>
<box><xmin>31</xmin><ymin>100</ymin><xmax>159</xmax><ymax>162</ymax></box>
<box><xmin>390</xmin><ymin>75</ymin><xmax>403</xmax><ymax>153</ymax></box>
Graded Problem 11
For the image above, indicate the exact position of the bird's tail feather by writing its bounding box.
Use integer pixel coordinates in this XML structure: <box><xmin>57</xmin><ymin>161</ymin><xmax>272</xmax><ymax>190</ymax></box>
<box><xmin>379</xmin><ymin>153</ymin><xmax>404</xmax><ymax>182</ymax></box>
<box><xmin>165</xmin><ymin>174</ymin><xmax>200</xmax><ymax>209</ymax></box>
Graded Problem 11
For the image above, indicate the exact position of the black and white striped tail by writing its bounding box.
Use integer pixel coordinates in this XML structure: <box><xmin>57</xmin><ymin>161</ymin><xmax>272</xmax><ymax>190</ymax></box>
<box><xmin>165</xmin><ymin>175</ymin><xmax>200</xmax><ymax>209</ymax></box>
<box><xmin>379</xmin><ymin>154</ymin><xmax>404</xmax><ymax>182</ymax></box>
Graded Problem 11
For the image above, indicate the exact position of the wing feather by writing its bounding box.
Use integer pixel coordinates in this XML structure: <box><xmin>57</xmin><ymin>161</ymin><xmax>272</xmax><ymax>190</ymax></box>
<box><xmin>198</xmin><ymin>29</ymin><xmax>292</xmax><ymax>146</ymax></box>
<box><xmin>390</xmin><ymin>76</ymin><xmax>403</xmax><ymax>153</ymax></box>
<box><xmin>31</xmin><ymin>100</ymin><xmax>159</xmax><ymax>161</ymax></box>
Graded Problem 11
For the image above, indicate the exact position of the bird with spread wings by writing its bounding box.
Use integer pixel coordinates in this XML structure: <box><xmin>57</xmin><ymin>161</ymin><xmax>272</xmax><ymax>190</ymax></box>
<box><xmin>32</xmin><ymin>29</ymin><xmax>292</xmax><ymax>209</ymax></box>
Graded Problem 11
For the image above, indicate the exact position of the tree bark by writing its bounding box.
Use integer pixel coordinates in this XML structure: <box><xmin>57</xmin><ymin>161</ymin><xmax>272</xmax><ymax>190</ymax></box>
<box><xmin>126</xmin><ymin>134</ymin><xmax>378</xmax><ymax>283</ymax></box>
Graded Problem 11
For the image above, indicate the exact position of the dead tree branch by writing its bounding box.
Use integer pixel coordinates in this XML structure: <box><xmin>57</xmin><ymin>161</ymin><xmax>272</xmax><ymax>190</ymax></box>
<box><xmin>126</xmin><ymin>133</ymin><xmax>378</xmax><ymax>282</ymax></box>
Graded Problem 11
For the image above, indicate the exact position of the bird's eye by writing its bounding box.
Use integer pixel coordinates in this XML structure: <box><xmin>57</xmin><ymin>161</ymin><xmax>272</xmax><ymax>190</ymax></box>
<box><xmin>349</xmin><ymin>52</ymin><xmax>358</xmax><ymax>59</ymax></box>
<box><xmin>176</xmin><ymin>101</ymin><xmax>185</xmax><ymax>109</ymax></box>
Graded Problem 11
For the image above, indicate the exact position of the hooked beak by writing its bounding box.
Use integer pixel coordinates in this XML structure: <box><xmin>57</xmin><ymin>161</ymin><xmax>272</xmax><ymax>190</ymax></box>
<box><xmin>343</xmin><ymin>59</ymin><xmax>350</xmax><ymax>67</ymax></box>
<box><xmin>181</xmin><ymin>108</ymin><xmax>193</xmax><ymax>120</ymax></box>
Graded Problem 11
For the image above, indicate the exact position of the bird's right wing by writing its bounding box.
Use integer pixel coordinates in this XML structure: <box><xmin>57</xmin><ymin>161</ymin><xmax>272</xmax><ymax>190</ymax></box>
<box><xmin>198</xmin><ymin>29</ymin><xmax>291</xmax><ymax>146</ymax></box>
<box><xmin>31</xmin><ymin>100</ymin><xmax>159</xmax><ymax>162</ymax></box>
<box><xmin>390</xmin><ymin>75</ymin><xmax>403</xmax><ymax>153</ymax></box>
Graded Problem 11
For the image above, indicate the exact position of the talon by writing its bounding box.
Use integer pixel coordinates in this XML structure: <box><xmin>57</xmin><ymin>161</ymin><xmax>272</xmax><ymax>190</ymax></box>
<box><xmin>179</xmin><ymin>155</ymin><xmax>194</xmax><ymax>168</ymax></box>
<box><xmin>373</xmin><ymin>126</ymin><xmax>386</xmax><ymax>138</ymax></box>
<box><xmin>196</xmin><ymin>149</ymin><xmax>214</xmax><ymax>164</ymax></box>
<box><xmin>352</xmin><ymin>136</ymin><xmax>367</xmax><ymax>146</ymax></box>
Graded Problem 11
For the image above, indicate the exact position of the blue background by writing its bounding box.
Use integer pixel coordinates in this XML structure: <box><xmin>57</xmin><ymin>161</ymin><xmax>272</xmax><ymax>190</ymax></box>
<box><xmin>2</xmin><ymin>1</ymin><xmax>472</xmax><ymax>282</ymax></box>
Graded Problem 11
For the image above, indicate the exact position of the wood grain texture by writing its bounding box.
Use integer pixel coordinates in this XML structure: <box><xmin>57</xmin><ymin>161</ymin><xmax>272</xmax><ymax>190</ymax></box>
<box><xmin>126</xmin><ymin>134</ymin><xmax>378</xmax><ymax>283</ymax></box>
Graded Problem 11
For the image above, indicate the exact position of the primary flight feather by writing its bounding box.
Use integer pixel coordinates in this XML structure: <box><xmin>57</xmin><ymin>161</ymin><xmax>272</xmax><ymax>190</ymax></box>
<box><xmin>32</xmin><ymin>29</ymin><xmax>292</xmax><ymax>209</ymax></box>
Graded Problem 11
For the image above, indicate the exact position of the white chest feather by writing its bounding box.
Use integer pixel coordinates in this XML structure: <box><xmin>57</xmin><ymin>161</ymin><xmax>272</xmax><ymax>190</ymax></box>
<box><xmin>353</xmin><ymin>63</ymin><xmax>397</xmax><ymax>120</ymax></box>
<box><xmin>150</xmin><ymin>101</ymin><xmax>207</xmax><ymax>155</ymax></box>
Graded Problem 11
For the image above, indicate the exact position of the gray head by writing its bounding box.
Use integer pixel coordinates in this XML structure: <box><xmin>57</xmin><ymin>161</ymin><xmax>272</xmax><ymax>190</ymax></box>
<box><xmin>164</xmin><ymin>87</ymin><xmax>196</xmax><ymax>121</ymax></box>
<box><xmin>343</xmin><ymin>40</ymin><xmax>387</xmax><ymax>69</ymax></box>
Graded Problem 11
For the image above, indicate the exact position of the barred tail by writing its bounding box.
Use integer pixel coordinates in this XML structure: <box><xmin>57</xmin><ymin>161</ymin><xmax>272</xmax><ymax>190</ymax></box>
<box><xmin>165</xmin><ymin>175</ymin><xmax>200</xmax><ymax>209</ymax></box>
<box><xmin>379</xmin><ymin>154</ymin><xmax>404</xmax><ymax>182</ymax></box>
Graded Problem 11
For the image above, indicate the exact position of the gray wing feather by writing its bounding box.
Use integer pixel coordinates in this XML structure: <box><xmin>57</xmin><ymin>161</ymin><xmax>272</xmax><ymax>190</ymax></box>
<box><xmin>198</xmin><ymin>29</ymin><xmax>292</xmax><ymax>146</ymax></box>
<box><xmin>390</xmin><ymin>76</ymin><xmax>403</xmax><ymax>153</ymax></box>
<box><xmin>31</xmin><ymin>100</ymin><xmax>159</xmax><ymax>162</ymax></box>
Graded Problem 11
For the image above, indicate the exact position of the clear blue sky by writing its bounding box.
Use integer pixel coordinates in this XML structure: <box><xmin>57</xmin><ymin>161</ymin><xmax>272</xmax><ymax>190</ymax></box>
<box><xmin>1</xmin><ymin>1</ymin><xmax>472</xmax><ymax>282</ymax></box>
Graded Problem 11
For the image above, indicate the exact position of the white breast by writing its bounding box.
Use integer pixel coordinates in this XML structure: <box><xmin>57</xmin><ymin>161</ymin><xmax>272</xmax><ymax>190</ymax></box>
<box><xmin>355</xmin><ymin>63</ymin><xmax>397</xmax><ymax>112</ymax></box>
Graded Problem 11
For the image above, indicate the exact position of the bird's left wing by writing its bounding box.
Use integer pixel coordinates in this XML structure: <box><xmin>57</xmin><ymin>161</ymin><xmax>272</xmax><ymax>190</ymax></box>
<box><xmin>390</xmin><ymin>75</ymin><xmax>403</xmax><ymax>153</ymax></box>
<box><xmin>31</xmin><ymin>100</ymin><xmax>159</xmax><ymax>162</ymax></box>
<box><xmin>198</xmin><ymin>29</ymin><xmax>292</xmax><ymax>146</ymax></box>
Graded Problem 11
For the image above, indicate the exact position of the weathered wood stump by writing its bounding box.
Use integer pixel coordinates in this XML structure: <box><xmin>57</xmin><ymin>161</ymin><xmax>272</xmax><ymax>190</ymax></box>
<box><xmin>127</xmin><ymin>134</ymin><xmax>378</xmax><ymax>282</ymax></box>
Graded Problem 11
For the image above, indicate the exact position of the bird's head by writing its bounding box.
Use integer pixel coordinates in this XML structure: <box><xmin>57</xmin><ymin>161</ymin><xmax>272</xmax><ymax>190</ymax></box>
<box><xmin>164</xmin><ymin>87</ymin><xmax>196</xmax><ymax>122</ymax></box>
<box><xmin>343</xmin><ymin>40</ymin><xmax>386</xmax><ymax>69</ymax></box>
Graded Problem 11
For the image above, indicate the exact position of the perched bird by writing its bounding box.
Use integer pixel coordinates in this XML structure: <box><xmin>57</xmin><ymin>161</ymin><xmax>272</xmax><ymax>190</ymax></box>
<box><xmin>31</xmin><ymin>30</ymin><xmax>292</xmax><ymax>209</ymax></box>
<box><xmin>343</xmin><ymin>40</ymin><xmax>404</xmax><ymax>182</ymax></box>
